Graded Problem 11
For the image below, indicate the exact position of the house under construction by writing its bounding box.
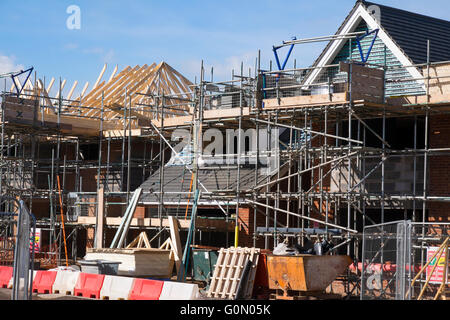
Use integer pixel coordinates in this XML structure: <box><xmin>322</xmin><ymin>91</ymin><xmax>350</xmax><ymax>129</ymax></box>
<box><xmin>1</xmin><ymin>0</ymin><xmax>449</xmax><ymax>300</ymax></box>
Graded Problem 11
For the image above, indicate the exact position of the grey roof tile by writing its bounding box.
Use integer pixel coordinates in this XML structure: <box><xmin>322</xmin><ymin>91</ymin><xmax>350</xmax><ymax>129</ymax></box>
<box><xmin>363</xmin><ymin>1</ymin><xmax>450</xmax><ymax>64</ymax></box>
<box><xmin>139</xmin><ymin>165</ymin><xmax>269</xmax><ymax>203</ymax></box>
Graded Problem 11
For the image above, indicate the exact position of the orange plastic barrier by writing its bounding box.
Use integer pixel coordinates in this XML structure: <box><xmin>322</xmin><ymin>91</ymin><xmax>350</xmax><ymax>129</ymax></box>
<box><xmin>128</xmin><ymin>279</ymin><xmax>164</xmax><ymax>300</ymax></box>
<box><xmin>0</xmin><ymin>266</ymin><xmax>13</xmax><ymax>288</ymax></box>
<box><xmin>73</xmin><ymin>273</ymin><xmax>105</xmax><ymax>299</ymax></box>
<box><xmin>32</xmin><ymin>271</ymin><xmax>58</xmax><ymax>294</ymax></box>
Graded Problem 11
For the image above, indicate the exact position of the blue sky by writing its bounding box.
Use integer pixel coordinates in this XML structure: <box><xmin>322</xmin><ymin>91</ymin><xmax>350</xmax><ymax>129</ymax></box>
<box><xmin>1</xmin><ymin>0</ymin><xmax>449</xmax><ymax>96</ymax></box>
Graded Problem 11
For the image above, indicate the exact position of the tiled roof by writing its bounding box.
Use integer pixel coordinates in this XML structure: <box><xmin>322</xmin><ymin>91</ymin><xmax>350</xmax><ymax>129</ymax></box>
<box><xmin>311</xmin><ymin>1</ymin><xmax>450</xmax><ymax>69</ymax></box>
<box><xmin>362</xmin><ymin>1</ymin><xmax>450</xmax><ymax>64</ymax></box>
<box><xmin>139</xmin><ymin>165</ymin><xmax>269</xmax><ymax>203</ymax></box>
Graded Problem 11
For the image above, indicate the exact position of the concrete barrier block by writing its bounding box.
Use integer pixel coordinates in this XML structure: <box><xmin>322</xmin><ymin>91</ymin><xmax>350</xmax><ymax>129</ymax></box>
<box><xmin>52</xmin><ymin>270</ymin><xmax>81</xmax><ymax>295</ymax></box>
<box><xmin>159</xmin><ymin>281</ymin><xmax>200</xmax><ymax>300</ymax></box>
<box><xmin>100</xmin><ymin>275</ymin><xmax>135</xmax><ymax>300</ymax></box>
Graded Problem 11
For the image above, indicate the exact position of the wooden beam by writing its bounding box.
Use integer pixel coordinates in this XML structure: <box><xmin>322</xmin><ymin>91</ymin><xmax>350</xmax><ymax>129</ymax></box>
<box><xmin>80</xmin><ymin>81</ymin><xmax>90</xmax><ymax>98</ymax></box>
<box><xmin>55</xmin><ymin>79</ymin><xmax>67</xmax><ymax>99</ymax></box>
<box><xmin>96</xmin><ymin>187</ymin><xmax>105</xmax><ymax>249</ymax></box>
<box><xmin>93</xmin><ymin>63</ymin><xmax>107</xmax><ymax>90</ymax></box>
<box><xmin>168</xmin><ymin>216</ymin><xmax>183</xmax><ymax>273</ymax></box>
<box><xmin>67</xmin><ymin>80</ymin><xmax>78</xmax><ymax>100</ymax></box>
<box><xmin>46</xmin><ymin>77</ymin><xmax>55</xmax><ymax>93</ymax></box>
<box><xmin>75</xmin><ymin>216</ymin><xmax>235</xmax><ymax>231</ymax></box>
<box><xmin>263</xmin><ymin>93</ymin><xmax>348</xmax><ymax>109</ymax></box>
<box><xmin>108</xmin><ymin>65</ymin><xmax>119</xmax><ymax>83</ymax></box>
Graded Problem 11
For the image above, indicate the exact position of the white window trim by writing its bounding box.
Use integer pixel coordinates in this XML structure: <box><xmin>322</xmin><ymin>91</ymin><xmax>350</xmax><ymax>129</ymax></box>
<box><xmin>304</xmin><ymin>4</ymin><xmax>424</xmax><ymax>88</ymax></box>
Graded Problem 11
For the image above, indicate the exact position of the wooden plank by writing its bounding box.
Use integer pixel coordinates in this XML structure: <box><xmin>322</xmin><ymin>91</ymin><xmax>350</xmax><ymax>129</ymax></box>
<box><xmin>103</xmin><ymin>129</ymin><xmax>143</xmax><ymax>138</ymax></box>
<box><xmin>165</xmin><ymin>63</ymin><xmax>194</xmax><ymax>96</ymax></box>
<box><xmin>227</xmin><ymin>248</ymin><xmax>246</xmax><ymax>299</ymax></box>
<box><xmin>75</xmin><ymin>216</ymin><xmax>235</xmax><ymax>231</ymax></box>
<box><xmin>4</xmin><ymin>109</ymin><xmax>35</xmax><ymax>123</ymax></box>
<box><xmin>126</xmin><ymin>232</ymin><xmax>152</xmax><ymax>249</ymax></box>
<box><xmin>81</xmin><ymin>66</ymin><xmax>133</xmax><ymax>107</ymax></box>
<box><xmin>122</xmin><ymin>63</ymin><xmax>157</xmax><ymax>98</ymax></box>
<box><xmin>126</xmin><ymin>233</ymin><xmax>143</xmax><ymax>249</ymax></box>
<box><xmin>66</xmin><ymin>80</ymin><xmax>78</xmax><ymax>100</ymax></box>
<box><xmin>130</xmin><ymin>70</ymin><xmax>158</xmax><ymax>107</ymax></box>
<box><xmin>151</xmin><ymin>107</ymin><xmax>250</xmax><ymax>128</ymax></box>
<box><xmin>387</xmin><ymin>94</ymin><xmax>450</xmax><ymax>106</ymax></box>
<box><xmin>93</xmin><ymin>64</ymin><xmax>107</xmax><ymax>90</ymax></box>
<box><xmin>263</xmin><ymin>93</ymin><xmax>348</xmax><ymax>109</ymax></box>
<box><xmin>159</xmin><ymin>68</ymin><xmax>189</xmax><ymax>116</ymax></box>
<box><xmin>168</xmin><ymin>216</ymin><xmax>183</xmax><ymax>273</ymax></box>
<box><xmin>208</xmin><ymin>248</ymin><xmax>230</xmax><ymax>298</ymax></box>
<box><xmin>84</xmin><ymin>249</ymin><xmax>172</xmax><ymax>277</ymax></box>
<box><xmin>101</xmin><ymin>65</ymin><xmax>148</xmax><ymax>107</ymax></box>
<box><xmin>95</xmin><ymin>187</ymin><xmax>105</xmax><ymax>249</ymax></box>
<box><xmin>220</xmin><ymin>248</ymin><xmax>240</xmax><ymax>299</ymax></box>
<box><xmin>81</xmin><ymin>66</ymin><xmax>137</xmax><ymax>116</ymax></box>
<box><xmin>105</xmin><ymin>103</ymin><xmax>153</xmax><ymax>126</ymax></box>
<box><xmin>207</xmin><ymin>247</ymin><xmax>261</xmax><ymax>299</ymax></box>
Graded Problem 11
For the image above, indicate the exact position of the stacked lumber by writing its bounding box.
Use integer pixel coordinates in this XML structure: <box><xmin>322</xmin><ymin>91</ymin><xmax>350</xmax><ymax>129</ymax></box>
<box><xmin>84</xmin><ymin>248</ymin><xmax>173</xmax><ymax>278</ymax></box>
<box><xmin>70</xmin><ymin>62</ymin><xmax>193</xmax><ymax>129</ymax></box>
<box><xmin>207</xmin><ymin>247</ymin><xmax>260</xmax><ymax>300</ymax></box>
<box><xmin>2</xmin><ymin>62</ymin><xmax>194</xmax><ymax>136</ymax></box>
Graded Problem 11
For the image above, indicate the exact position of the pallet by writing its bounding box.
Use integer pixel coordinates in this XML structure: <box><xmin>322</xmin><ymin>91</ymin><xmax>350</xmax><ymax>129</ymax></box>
<box><xmin>207</xmin><ymin>247</ymin><xmax>260</xmax><ymax>300</ymax></box>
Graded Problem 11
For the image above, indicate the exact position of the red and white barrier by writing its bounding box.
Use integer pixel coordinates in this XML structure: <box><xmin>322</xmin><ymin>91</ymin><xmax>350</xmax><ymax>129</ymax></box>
<box><xmin>159</xmin><ymin>281</ymin><xmax>200</xmax><ymax>300</ymax></box>
<box><xmin>52</xmin><ymin>270</ymin><xmax>80</xmax><ymax>295</ymax></box>
<box><xmin>8</xmin><ymin>270</ymin><xmax>37</xmax><ymax>289</ymax></box>
<box><xmin>128</xmin><ymin>278</ymin><xmax>164</xmax><ymax>300</ymax></box>
<box><xmin>100</xmin><ymin>275</ymin><xmax>135</xmax><ymax>300</ymax></box>
<box><xmin>0</xmin><ymin>266</ymin><xmax>13</xmax><ymax>288</ymax></box>
<box><xmin>32</xmin><ymin>271</ymin><xmax>57</xmax><ymax>294</ymax></box>
<box><xmin>74</xmin><ymin>273</ymin><xmax>105</xmax><ymax>299</ymax></box>
<box><xmin>2</xmin><ymin>268</ymin><xmax>200</xmax><ymax>300</ymax></box>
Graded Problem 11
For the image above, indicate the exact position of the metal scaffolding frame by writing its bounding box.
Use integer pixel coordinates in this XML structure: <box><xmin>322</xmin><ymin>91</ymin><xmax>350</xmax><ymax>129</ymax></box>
<box><xmin>0</xmin><ymin>34</ymin><xmax>450</xmax><ymax>299</ymax></box>
<box><xmin>133</xmin><ymin>38</ymin><xmax>450</xmax><ymax>298</ymax></box>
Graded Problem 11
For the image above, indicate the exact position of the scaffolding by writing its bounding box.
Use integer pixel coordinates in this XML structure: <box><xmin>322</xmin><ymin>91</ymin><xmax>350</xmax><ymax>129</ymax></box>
<box><xmin>1</xmin><ymin>32</ymin><xmax>450</xmax><ymax>299</ymax></box>
<box><xmin>138</xmin><ymin>36</ymin><xmax>450</xmax><ymax>298</ymax></box>
<box><xmin>0</xmin><ymin>62</ymin><xmax>192</xmax><ymax>266</ymax></box>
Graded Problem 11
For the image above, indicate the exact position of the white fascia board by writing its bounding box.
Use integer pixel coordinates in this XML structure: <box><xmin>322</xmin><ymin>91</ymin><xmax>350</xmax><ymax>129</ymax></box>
<box><xmin>359</xmin><ymin>5</ymin><xmax>424</xmax><ymax>84</ymax></box>
<box><xmin>304</xmin><ymin>5</ymin><xmax>363</xmax><ymax>86</ymax></box>
<box><xmin>304</xmin><ymin>4</ymin><xmax>424</xmax><ymax>87</ymax></box>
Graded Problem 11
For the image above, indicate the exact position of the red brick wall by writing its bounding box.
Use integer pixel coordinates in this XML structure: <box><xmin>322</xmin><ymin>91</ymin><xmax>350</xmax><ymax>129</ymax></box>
<box><xmin>310</xmin><ymin>121</ymin><xmax>336</xmax><ymax>223</ymax></box>
<box><xmin>429</xmin><ymin>115</ymin><xmax>450</xmax><ymax>223</ymax></box>
<box><xmin>237</xmin><ymin>207</ymin><xmax>266</xmax><ymax>248</ymax></box>
<box><xmin>86</xmin><ymin>227</ymin><xmax>95</xmax><ymax>249</ymax></box>
<box><xmin>134</xmin><ymin>206</ymin><xmax>146</xmax><ymax>219</ymax></box>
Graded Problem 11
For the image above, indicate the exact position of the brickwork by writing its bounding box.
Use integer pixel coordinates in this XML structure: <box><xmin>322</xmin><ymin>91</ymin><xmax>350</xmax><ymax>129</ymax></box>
<box><xmin>429</xmin><ymin>114</ymin><xmax>450</xmax><ymax>223</ymax></box>
<box><xmin>310</xmin><ymin>121</ymin><xmax>336</xmax><ymax>223</ymax></box>
<box><xmin>237</xmin><ymin>207</ymin><xmax>266</xmax><ymax>248</ymax></box>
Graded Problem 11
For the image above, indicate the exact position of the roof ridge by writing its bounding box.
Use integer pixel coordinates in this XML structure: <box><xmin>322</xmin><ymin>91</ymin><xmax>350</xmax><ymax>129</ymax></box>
<box><xmin>362</xmin><ymin>1</ymin><xmax>450</xmax><ymax>24</ymax></box>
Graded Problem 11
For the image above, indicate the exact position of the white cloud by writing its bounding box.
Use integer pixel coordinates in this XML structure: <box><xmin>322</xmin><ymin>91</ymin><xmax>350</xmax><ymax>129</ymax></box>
<box><xmin>82</xmin><ymin>47</ymin><xmax>115</xmax><ymax>64</ymax></box>
<box><xmin>63</xmin><ymin>43</ymin><xmax>79</xmax><ymax>50</ymax></box>
<box><xmin>103</xmin><ymin>49</ymin><xmax>115</xmax><ymax>64</ymax></box>
<box><xmin>82</xmin><ymin>47</ymin><xmax>104</xmax><ymax>55</ymax></box>
<box><xmin>184</xmin><ymin>52</ymin><xmax>259</xmax><ymax>82</ymax></box>
<box><xmin>0</xmin><ymin>54</ymin><xmax>24</xmax><ymax>75</ymax></box>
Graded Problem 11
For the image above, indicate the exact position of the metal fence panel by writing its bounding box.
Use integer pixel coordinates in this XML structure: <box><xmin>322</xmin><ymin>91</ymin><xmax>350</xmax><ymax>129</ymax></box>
<box><xmin>362</xmin><ymin>220</ymin><xmax>450</xmax><ymax>300</ymax></box>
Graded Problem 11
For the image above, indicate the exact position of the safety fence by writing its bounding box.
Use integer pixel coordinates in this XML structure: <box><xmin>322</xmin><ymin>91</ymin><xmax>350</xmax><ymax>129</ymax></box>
<box><xmin>0</xmin><ymin>267</ymin><xmax>200</xmax><ymax>300</ymax></box>
<box><xmin>361</xmin><ymin>220</ymin><xmax>450</xmax><ymax>300</ymax></box>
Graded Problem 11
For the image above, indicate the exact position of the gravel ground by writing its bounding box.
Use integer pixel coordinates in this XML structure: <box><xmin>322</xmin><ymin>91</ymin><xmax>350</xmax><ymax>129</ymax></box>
<box><xmin>0</xmin><ymin>287</ymin><xmax>92</xmax><ymax>300</ymax></box>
